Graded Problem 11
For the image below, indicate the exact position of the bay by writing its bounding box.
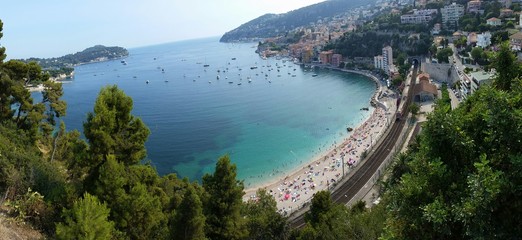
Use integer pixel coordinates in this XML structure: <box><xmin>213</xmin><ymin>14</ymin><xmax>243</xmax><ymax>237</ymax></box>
<box><xmin>59</xmin><ymin>37</ymin><xmax>376</xmax><ymax>187</ymax></box>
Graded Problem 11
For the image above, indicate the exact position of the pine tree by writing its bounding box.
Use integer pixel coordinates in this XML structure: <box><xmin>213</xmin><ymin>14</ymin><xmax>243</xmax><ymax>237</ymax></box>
<box><xmin>56</xmin><ymin>193</ymin><xmax>114</xmax><ymax>240</ymax></box>
<box><xmin>83</xmin><ymin>85</ymin><xmax>150</xmax><ymax>167</ymax></box>
<box><xmin>202</xmin><ymin>155</ymin><xmax>248</xmax><ymax>240</ymax></box>
<box><xmin>173</xmin><ymin>184</ymin><xmax>206</xmax><ymax>240</ymax></box>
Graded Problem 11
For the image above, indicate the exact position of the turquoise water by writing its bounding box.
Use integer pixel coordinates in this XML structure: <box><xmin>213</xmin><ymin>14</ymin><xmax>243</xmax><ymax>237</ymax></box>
<box><xmin>59</xmin><ymin>37</ymin><xmax>376</xmax><ymax>186</ymax></box>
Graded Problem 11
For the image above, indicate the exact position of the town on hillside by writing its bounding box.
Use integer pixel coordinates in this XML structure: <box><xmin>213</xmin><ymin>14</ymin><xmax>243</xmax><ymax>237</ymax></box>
<box><xmin>256</xmin><ymin>0</ymin><xmax>519</xmax><ymax>108</ymax></box>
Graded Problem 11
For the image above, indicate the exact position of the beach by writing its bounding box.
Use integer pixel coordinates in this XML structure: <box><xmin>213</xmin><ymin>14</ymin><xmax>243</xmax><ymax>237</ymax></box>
<box><xmin>243</xmin><ymin>70</ymin><xmax>397</xmax><ymax>215</ymax></box>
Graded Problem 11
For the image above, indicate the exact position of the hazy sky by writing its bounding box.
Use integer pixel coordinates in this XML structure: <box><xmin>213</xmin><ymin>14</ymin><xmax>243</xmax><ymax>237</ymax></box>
<box><xmin>1</xmin><ymin>0</ymin><xmax>325</xmax><ymax>59</ymax></box>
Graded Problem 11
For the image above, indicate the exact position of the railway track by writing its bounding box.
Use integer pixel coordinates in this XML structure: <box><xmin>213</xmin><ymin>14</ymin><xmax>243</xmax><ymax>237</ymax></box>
<box><xmin>289</xmin><ymin>67</ymin><xmax>419</xmax><ymax>228</ymax></box>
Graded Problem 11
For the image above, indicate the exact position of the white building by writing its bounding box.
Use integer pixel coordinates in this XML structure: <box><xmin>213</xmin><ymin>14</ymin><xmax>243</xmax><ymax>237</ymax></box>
<box><xmin>382</xmin><ymin>46</ymin><xmax>393</xmax><ymax>67</ymax></box>
<box><xmin>500</xmin><ymin>0</ymin><xmax>512</xmax><ymax>8</ymax></box>
<box><xmin>374</xmin><ymin>46</ymin><xmax>393</xmax><ymax>75</ymax></box>
<box><xmin>374</xmin><ymin>55</ymin><xmax>385</xmax><ymax>71</ymax></box>
<box><xmin>477</xmin><ymin>32</ymin><xmax>492</xmax><ymax>48</ymax></box>
<box><xmin>469</xmin><ymin>71</ymin><xmax>494</xmax><ymax>94</ymax></box>
<box><xmin>441</xmin><ymin>3</ymin><xmax>465</xmax><ymax>29</ymax></box>
<box><xmin>400</xmin><ymin>9</ymin><xmax>438</xmax><ymax>24</ymax></box>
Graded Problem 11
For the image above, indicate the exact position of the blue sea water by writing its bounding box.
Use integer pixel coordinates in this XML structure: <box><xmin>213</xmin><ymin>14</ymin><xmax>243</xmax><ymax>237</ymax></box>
<box><xmin>59</xmin><ymin>37</ymin><xmax>376</xmax><ymax>187</ymax></box>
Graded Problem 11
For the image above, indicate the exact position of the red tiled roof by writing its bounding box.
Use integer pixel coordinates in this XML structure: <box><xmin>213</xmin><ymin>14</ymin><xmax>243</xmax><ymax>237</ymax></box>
<box><xmin>414</xmin><ymin>81</ymin><xmax>438</xmax><ymax>96</ymax></box>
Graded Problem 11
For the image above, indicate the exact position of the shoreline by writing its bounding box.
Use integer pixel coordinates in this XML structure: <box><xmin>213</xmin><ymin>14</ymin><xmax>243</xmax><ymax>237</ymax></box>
<box><xmin>243</xmin><ymin>68</ymin><xmax>397</xmax><ymax>213</ymax></box>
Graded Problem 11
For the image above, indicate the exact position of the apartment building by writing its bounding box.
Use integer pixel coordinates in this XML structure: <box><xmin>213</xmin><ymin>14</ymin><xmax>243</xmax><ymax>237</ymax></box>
<box><xmin>441</xmin><ymin>3</ymin><xmax>465</xmax><ymax>29</ymax></box>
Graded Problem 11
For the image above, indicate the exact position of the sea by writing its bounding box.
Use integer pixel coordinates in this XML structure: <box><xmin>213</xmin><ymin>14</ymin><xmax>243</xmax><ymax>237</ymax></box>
<box><xmin>57</xmin><ymin>37</ymin><xmax>376</xmax><ymax>187</ymax></box>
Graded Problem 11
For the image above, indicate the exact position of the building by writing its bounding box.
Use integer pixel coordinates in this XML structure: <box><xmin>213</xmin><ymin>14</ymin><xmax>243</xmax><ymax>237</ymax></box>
<box><xmin>331</xmin><ymin>54</ymin><xmax>342</xmax><ymax>67</ymax></box>
<box><xmin>467</xmin><ymin>32</ymin><xmax>478</xmax><ymax>46</ymax></box>
<box><xmin>441</xmin><ymin>3</ymin><xmax>465</xmax><ymax>29</ymax></box>
<box><xmin>500</xmin><ymin>8</ymin><xmax>514</xmax><ymax>18</ymax></box>
<box><xmin>486</xmin><ymin>17</ymin><xmax>502</xmax><ymax>26</ymax></box>
<box><xmin>509</xmin><ymin>31</ymin><xmax>522</xmax><ymax>51</ymax></box>
<box><xmin>431</xmin><ymin>23</ymin><xmax>442</xmax><ymax>35</ymax></box>
<box><xmin>415</xmin><ymin>0</ymin><xmax>426</xmax><ymax>8</ymax></box>
<box><xmin>374</xmin><ymin>55</ymin><xmax>385</xmax><ymax>70</ymax></box>
<box><xmin>467</xmin><ymin>0</ymin><xmax>482</xmax><ymax>14</ymax></box>
<box><xmin>382</xmin><ymin>46</ymin><xmax>393</xmax><ymax>73</ymax></box>
<box><xmin>319</xmin><ymin>50</ymin><xmax>333</xmax><ymax>64</ymax></box>
<box><xmin>469</xmin><ymin>71</ymin><xmax>494</xmax><ymax>94</ymax></box>
<box><xmin>477</xmin><ymin>32</ymin><xmax>492</xmax><ymax>48</ymax></box>
<box><xmin>400</xmin><ymin>9</ymin><xmax>438</xmax><ymax>24</ymax></box>
<box><xmin>500</xmin><ymin>0</ymin><xmax>512</xmax><ymax>8</ymax></box>
<box><xmin>414</xmin><ymin>73</ymin><xmax>438</xmax><ymax>102</ymax></box>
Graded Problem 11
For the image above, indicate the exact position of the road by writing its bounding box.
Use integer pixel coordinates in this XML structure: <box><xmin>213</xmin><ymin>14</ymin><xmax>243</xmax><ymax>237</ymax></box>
<box><xmin>289</xmin><ymin>65</ymin><xmax>419</xmax><ymax>228</ymax></box>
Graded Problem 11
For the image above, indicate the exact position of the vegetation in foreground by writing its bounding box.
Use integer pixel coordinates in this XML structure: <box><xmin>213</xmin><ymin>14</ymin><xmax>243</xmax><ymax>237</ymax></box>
<box><xmin>1</xmin><ymin>18</ymin><xmax>522</xmax><ymax>239</ymax></box>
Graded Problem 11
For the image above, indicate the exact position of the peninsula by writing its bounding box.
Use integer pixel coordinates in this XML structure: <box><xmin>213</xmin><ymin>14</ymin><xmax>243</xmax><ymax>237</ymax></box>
<box><xmin>20</xmin><ymin>45</ymin><xmax>128</xmax><ymax>80</ymax></box>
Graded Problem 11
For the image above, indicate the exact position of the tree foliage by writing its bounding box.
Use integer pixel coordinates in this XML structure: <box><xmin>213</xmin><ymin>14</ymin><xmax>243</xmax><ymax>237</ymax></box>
<box><xmin>202</xmin><ymin>155</ymin><xmax>248</xmax><ymax>240</ymax></box>
<box><xmin>83</xmin><ymin>85</ymin><xmax>150</xmax><ymax>168</ymax></box>
<box><xmin>173</xmin><ymin>184</ymin><xmax>206</xmax><ymax>240</ymax></box>
<box><xmin>243</xmin><ymin>189</ymin><xmax>288</xmax><ymax>239</ymax></box>
<box><xmin>55</xmin><ymin>193</ymin><xmax>115</xmax><ymax>240</ymax></box>
<box><xmin>490</xmin><ymin>42</ymin><xmax>519</xmax><ymax>91</ymax></box>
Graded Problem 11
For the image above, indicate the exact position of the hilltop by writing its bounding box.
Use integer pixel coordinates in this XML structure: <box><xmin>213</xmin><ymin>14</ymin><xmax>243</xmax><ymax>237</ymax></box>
<box><xmin>20</xmin><ymin>45</ymin><xmax>128</xmax><ymax>78</ymax></box>
<box><xmin>220</xmin><ymin>0</ymin><xmax>374</xmax><ymax>42</ymax></box>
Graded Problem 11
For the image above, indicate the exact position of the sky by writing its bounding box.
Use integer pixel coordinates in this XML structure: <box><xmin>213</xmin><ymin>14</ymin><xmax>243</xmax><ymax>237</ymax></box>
<box><xmin>0</xmin><ymin>0</ymin><xmax>325</xmax><ymax>59</ymax></box>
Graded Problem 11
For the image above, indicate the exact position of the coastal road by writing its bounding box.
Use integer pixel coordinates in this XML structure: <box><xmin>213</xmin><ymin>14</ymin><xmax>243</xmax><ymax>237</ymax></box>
<box><xmin>289</xmin><ymin>66</ymin><xmax>419</xmax><ymax>228</ymax></box>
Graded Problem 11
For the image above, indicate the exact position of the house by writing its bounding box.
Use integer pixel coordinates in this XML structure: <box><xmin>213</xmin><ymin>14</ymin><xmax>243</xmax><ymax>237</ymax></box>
<box><xmin>476</xmin><ymin>32</ymin><xmax>491</xmax><ymax>48</ymax></box>
<box><xmin>331</xmin><ymin>54</ymin><xmax>342</xmax><ymax>67</ymax></box>
<box><xmin>467</xmin><ymin>32</ymin><xmax>478</xmax><ymax>46</ymax></box>
<box><xmin>319</xmin><ymin>50</ymin><xmax>333</xmax><ymax>64</ymax></box>
<box><xmin>467</xmin><ymin>0</ymin><xmax>482</xmax><ymax>14</ymax></box>
<box><xmin>415</xmin><ymin>0</ymin><xmax>426</xmax><ymax>8</ymax></box>
<box><xmin>499</xmin><ymin>0</ymin><xmax>512</xmax><ymax>8</ymax></box>
<box><xmin>431</xmin><ymin>23</ymin><xmax>442</xmax><ymax>35</ymax></box>
<box><xmin>509</xmin><ymin>31</ymin><xmax>522</xmax><ymax>51</ymax></box>
<box><xmin>414</xmin><ymin>73</ymin><xmax>438</xmax><ymax>102</ymax></box>
<box><xmin>486</xmin><ymin>17</ymin><xmax>502</xmax><ymax>26</ymax></box>
<box><xmin>417</xmin><ymin>73</ymin><xmax>430</xmax><ymax>83</ymax></box>
<box><xmin>500</xmin><ymin>8</ymin><xmax>514</xmax><ymax>18</ymax></box>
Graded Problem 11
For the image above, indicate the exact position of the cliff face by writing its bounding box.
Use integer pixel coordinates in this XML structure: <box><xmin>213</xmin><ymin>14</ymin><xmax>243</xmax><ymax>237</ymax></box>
<box><xmin>220</xmin><ymin>0</ymin><xmax>373</xmax><ymax>42</ymax></box>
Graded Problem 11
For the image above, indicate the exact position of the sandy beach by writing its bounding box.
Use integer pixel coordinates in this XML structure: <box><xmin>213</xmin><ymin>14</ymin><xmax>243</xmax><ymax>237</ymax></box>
<box><xmin>243</xmin><ymin>70</ymin><xmax>397</xmax><ymax>215</ymax></box>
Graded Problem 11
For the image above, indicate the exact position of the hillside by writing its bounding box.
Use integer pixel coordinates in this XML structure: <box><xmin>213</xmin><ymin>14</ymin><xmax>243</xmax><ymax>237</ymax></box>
<box><xmin>220</xmin><ymin>0</ymin><xmax>374</xmax><ymax>42</ymax></box>
<box><xmin>20</xmin><ymin>45</ymin><xmax>128</xmax><ymax>77</ymax></box>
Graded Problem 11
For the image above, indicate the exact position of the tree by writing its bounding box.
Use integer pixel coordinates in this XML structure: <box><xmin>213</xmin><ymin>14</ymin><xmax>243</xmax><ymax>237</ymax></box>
<box><xmin>470</xmin><ymin>47</ymin><xmax>483</xmax><ymax>64</ymax></box>
<box><xmin>56</xmin><ymin>193</ymin><xmax>115</xmax><ymax>240</ymax></box>
<box><xmin>173</xmin><ymin>184</ymin><xmax>206</xmax><ymax>240</ymax></box>
<box><xmin>0</xmin><ymin>20</ymin><xmax>6</xmax><ymax>63</ymax></box>
<box><xmin>93</xmin><ymin>156</ymin><xmax>169</xmax><ymax>239</ymax></box>
<box><xmin>83</xmin><ymin>85</ymin><xmax>150</xmax><ymax>167</ymax></box>
<box><xmin>490</xmin><ymin>42</ymin><xmax>519</xmax><ymax>91</ymax></box>
<box><xmin>408</xmin><ymin>103</ymin><xmax>420</xmax><ymax>122</ymax></box>
<box><xmin>436</xmin><ymin>48</ymin><xmax>453</xmax><ymax>63</ymax></box>
<box><xmin>305</xmin><ymin>191</ymin><xmax>333</xmax><ymax>226</ymax></box>
<box><xmin>202</xmin><ymin>155</ymin><xmax>248</xmax><ymax>240</ymax></box>
<box><xmin>300</xmin><ymin>191</ymin><xmax>350</xmax><ymax>239</ymax></box>
<box><xmin>492</xmin><ymin>31</ymin><xmax>509</xmax><ymax>45</ymax></box>
<box><xmin>243</xmin><ymin>189</ymin><xmax>288</xmax><ymax>239</ymax></box>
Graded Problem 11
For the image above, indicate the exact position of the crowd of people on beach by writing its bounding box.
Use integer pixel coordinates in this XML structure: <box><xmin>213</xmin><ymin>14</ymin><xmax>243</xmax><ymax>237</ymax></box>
<box><xmin>243</xmin><ymin>90</ymin><xmax>395</xmax><ymax>215</ymax></box>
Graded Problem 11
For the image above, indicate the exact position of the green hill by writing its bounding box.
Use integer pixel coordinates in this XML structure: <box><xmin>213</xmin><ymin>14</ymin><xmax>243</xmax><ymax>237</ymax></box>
<box><xmin>220</xmin><ymin>0</ymin><xmax>374</xmax><ymax>42</ymax></box>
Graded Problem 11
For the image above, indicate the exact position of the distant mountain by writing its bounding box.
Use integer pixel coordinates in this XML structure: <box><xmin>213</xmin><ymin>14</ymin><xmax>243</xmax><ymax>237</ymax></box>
<box><xmin>21</xmin><ymin>45</ymin><xmax>129</xmax><ymax>69</ymax></box>
<box><xmin>220</xmin><ymin>0</ymin><xmax>374</xmax><ymax>42</ymax></box>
